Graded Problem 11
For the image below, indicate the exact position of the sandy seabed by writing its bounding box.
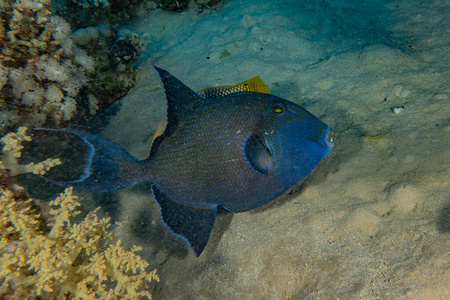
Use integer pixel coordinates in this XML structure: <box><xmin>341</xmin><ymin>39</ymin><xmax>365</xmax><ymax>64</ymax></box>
<box><xmin>78</xmin><ymin>0</ymin><xmax>449</xmax><ymax>298</ymax></box>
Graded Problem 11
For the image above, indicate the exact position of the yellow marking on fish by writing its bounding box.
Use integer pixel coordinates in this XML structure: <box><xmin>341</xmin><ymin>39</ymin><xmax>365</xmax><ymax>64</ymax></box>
<box><xmin>364</xmin><ymin>133</ymin><xmax>386</xmax><ymax>140</ymax></box>
<box><xmin>197</xmin><ymin>76</ymin><xmax>271</xmax><ymax>98</ymax></box>
<box><xmin>152</xmin><ymin>118</ymin><xmax>167</xmax><ymax>142</ymax></box>
<box><xmin>235</xmin><ymin>76</ymin><xmax>271</xmax><ymax>94</ymax></box>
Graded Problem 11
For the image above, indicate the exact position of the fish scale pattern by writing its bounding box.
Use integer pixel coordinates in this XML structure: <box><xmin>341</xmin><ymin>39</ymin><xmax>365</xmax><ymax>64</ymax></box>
<box><xmin>151</xmin><ymin>95</ymin><xmax>266</xmax><ymax>211</ymax></box>
<box><xmin>150</xmin><ymin>91</ymin><xmax>330</xmax><ymax>212</ymax></box>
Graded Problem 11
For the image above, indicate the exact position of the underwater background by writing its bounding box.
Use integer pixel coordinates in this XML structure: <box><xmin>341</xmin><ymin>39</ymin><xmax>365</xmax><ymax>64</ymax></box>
<box><xmin>1</xmin><ymin>0</ymin><xmax>449</xmax><ymax>298</ymax></box>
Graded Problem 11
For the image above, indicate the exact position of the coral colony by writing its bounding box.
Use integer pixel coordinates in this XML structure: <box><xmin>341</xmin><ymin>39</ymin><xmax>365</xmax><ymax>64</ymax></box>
<box><xmin>0</xmin><ymin>0</ymin><xmax>147</xmax><ymax>135</ymax></box>
<box><xmin>0</xmin><ymin>0</ymin><xmax>94</xmax><ymax>132</ymax></box>
<box><xmin>0</xmin><ymin>128</ymin><xmax>160</xmax><ymax>299</ymax></box>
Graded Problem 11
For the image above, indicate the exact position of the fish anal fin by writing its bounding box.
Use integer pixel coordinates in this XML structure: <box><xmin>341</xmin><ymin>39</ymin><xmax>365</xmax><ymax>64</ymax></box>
<box><xmin>151</xmin><ymin>185</ymin><xmax>216</xmax><ymax>256</ymax></box>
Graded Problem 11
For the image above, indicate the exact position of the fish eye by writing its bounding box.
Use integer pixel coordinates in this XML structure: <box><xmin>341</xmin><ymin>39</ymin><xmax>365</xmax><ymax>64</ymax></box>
<box><xmin>271</xmin><ymin>103</ymin><xmax>285</xmax><ymax>114</ymax></box>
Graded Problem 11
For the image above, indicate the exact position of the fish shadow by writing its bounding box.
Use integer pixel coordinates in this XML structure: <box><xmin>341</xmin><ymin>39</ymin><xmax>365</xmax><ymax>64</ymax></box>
<box><xmin>129</xmin><ymin>195</ymin><xmax>234</xmax><ymax>258</ymax></box>
<box><xmin>132</xmin><ymin>207</ymin><xmax>190</xmax><ymax>258</ymax></box>
<box><xmin>112</xmin><ymin>184</ymin><xmax>234</xmax><ymax>258</ymax></box>
<box><xmin>436</xmin><ymin>199</ymin><xmax>450</xmax><ymax>233</ymax></box>
<box><xmin>204</xmin><ymin>207</ymin><xmax>234</xmax><ymax>254</ymax></box>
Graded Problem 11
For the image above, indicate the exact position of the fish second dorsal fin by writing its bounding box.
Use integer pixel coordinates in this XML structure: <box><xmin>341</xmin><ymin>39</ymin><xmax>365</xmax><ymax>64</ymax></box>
<box><xmin>235</xmin><ymin>76</ymin><xmax>271</xmax><ymax>94</ymax></box>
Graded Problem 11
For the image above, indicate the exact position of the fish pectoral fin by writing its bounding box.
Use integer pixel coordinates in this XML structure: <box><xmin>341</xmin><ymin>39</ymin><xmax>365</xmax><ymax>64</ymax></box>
<box><xmin>151</xmin><ymin>185</ymin><xmax>217</xmax><ymax>256</ymax></box>
<box><xmin>243</xmin><ymin>134</ymin><xmax>272</xmax><ymax>175</ymax></box>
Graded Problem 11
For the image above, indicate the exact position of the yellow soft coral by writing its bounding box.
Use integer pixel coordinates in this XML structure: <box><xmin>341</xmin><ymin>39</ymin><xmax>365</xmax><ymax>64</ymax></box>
<box><xmin>0</xmin><ymin>128</ymin><xmax>160</xmax><ymax>299</ymax></box>
<box><xmin>0</xmin><ymin>127</ymin><xmax>31</xmax><ymax>158</ymax></box>
<box><xmin>0</xmin><ymin>127</ymin><xmax>62</xmax><ymax>176</ymax></box>
<box><xmin>0</xmin><ymin>186</ymin><xmax>160</xmax><ymax>299</ymax></box>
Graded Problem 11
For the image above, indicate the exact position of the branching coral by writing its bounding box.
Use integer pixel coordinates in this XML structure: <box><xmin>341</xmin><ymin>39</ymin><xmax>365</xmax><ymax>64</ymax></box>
<box><xmin>0</xmin><ymin>128</ymin><xmax>160</xmax><ymax>299</ymax></box>
<box><xmin>0</xmin><ymin>186</ymin><xmax>160</xmax><ymax>299</ymax></box>
<box><xmin>0</xmin><ymin>127</ymin><xmax>61</xmax><ymax>176</ymax></box>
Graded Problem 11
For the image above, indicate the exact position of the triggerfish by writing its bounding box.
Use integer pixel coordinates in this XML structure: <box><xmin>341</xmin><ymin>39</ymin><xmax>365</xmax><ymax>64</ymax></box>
<box><xmin>47</xmin><ymin>67</ymin><xmax>334</xmax><ymax>256</ymax></box>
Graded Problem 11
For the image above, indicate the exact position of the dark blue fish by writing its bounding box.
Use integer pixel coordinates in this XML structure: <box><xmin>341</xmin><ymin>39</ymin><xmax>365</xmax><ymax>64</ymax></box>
<box><xmin>49</xmin><ymin>67</ymin><xmax>334</xmax><ymax>256</ymax></box>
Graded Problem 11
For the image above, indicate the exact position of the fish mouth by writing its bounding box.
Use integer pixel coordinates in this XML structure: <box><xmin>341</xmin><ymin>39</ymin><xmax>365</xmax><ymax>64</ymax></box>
<box><xmin>319</xmin><ymin>126</ymin><xmax>334</xmax><ymax>149</ymax></box>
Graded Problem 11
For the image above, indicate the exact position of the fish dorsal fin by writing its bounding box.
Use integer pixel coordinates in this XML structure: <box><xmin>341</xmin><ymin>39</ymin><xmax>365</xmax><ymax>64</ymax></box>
<box><xmin>196</xmin><ymin>76</ymin><xmax>271</xmax><ymax>99</ymax></box>
<box><xmin>154</xmin><ymin>66</ymin><xmax>203</xmax><ymax>127</ymax></box>
<box><xmin>236</xmin><ymin>76</ymin><xmax>271</xmax><ymax>94</ymax></box>
<box><xmin>244</xmin><ymin>133</ymin><xmax>272</xmax><ymax>175</ymax></box>
<box><xmin>151</xmin><ymin>67</ymin><xmax>204</xmax><ymax>157</ymax></box>
<box><xmin>152</xmin><ymin>185</ymin><xmax>217</xmax><ymax>256</ymax></box>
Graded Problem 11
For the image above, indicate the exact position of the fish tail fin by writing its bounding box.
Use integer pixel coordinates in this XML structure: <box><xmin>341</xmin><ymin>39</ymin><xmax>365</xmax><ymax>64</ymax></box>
<box><xmin>38</xmin><ymin>129</ymin><xmax>148</xmax><ymax>192</ymax></box>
